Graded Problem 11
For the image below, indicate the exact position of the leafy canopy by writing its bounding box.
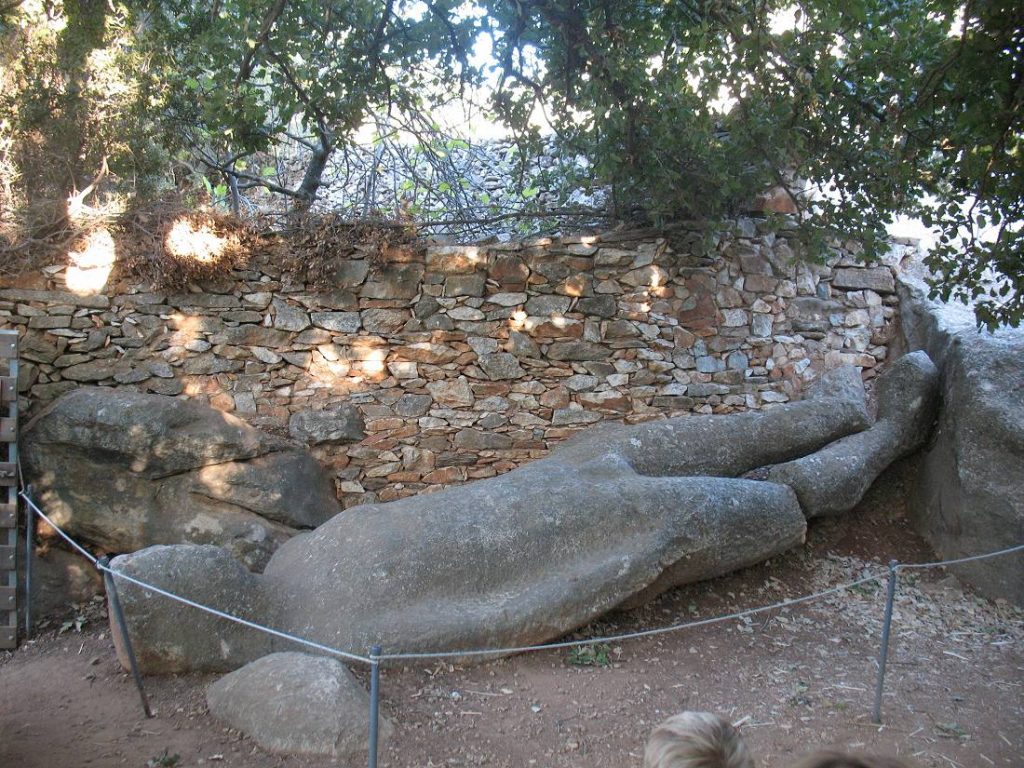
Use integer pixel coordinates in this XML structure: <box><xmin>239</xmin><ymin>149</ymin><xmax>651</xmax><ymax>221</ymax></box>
<box><xmin>1</xmin><ymin>0</ymin><xmax>1021</xmax><ymax>328</ymax></box>
<box><xmin>485</xmin><ymin>0</ymin><xmax>1023</xmax><ymax>329</ymax></box>
<box><xmin>138</xmin><ymin>0</ymin><xmax>479</xmax><ymax>205</ymax></box>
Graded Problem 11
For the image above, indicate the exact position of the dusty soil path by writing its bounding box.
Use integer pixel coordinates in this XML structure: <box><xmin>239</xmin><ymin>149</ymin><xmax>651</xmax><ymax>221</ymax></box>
<box><xmin>2</xmin><ymin>471</ymin><xmax>1021</xmax><ymax>768</ymax></box>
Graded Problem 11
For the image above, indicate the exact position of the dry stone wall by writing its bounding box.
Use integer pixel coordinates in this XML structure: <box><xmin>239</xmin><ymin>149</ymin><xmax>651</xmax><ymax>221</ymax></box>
<box><xmin>1</xmin><ymin>219</ymin><xmax>903</xmax><ymax>508</ymax></box>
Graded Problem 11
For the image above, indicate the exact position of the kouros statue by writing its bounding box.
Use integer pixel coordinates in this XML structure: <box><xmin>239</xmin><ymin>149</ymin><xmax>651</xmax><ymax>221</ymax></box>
<box><xmin>107</xmin><ymin>352</ymin><xmax>938</xmax><ymax>674</ymax></box>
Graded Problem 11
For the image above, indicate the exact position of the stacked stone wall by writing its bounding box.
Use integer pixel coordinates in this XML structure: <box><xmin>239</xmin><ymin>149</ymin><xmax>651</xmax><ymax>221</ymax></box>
<box><xmin>1</xmin><ymin>219</ymin><xmax>903</xmax><ymax>507</ymax></box>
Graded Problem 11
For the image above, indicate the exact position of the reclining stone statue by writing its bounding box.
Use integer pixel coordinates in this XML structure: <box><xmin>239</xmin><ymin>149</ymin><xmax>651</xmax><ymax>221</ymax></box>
<box><xmin>104</xmin><ymin>351</ymin><xmax>938</xmax><ymax>674</ymax></box>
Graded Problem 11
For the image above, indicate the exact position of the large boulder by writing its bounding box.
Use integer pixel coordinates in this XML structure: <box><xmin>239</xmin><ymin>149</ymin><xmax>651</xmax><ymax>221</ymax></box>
<box><xmin>767</xmin><ymin>352</ymin><xmax>940</xmax><ymax>518</ymax></box>
<box><xmin>207</xmin><ymin>652</ymin><xmax>393</xmax><ymax>758</ymax></box>
<box><xmin>22</xmin><ymin>388</ymin><xmax>342</xmax><ymax>570</ymax></box>
<box><xmin>899</xmin><ymin>278</ymin><xmax>1024</xmax><ymax>604</ymax></box>
<box><xmin>110</xmin><ymin>545</ymin><xmax>272</xmax><ymax>674</ymax></box>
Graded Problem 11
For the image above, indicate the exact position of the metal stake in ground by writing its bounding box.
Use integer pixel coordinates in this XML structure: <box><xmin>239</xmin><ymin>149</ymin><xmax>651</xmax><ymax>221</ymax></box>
<box><xmin>368</xmin><ymin>644</ymin><xmax>382</xmax><ymax>768</ymax></box>
<box><xmin>872</xmin><ymin>560</ymin><xmax>899</xmax><ymax>724</ymax></box>
<box><xmin>99</xmin><ymin>556</ymin><xmax>153</xmax><ymax>718</ymax></box>
<box><xmin>23</xmin><ymin>484</ymin><xmax>33</xmax><ymax>637</ymax></box>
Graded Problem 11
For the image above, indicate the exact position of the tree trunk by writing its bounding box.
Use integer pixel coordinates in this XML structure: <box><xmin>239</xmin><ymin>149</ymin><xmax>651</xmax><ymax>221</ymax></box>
<box><xmin>227</xmin><ymin>167</ymin><xmax>240</xmax><ymax>215</ymax></box>
<box><xmin>291</xmin><ymin>136</ymin><xmax>333</xmax><ymax>214</ymax></box>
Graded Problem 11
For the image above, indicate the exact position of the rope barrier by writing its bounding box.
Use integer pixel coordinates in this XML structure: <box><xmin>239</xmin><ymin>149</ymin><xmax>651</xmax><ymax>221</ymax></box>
<box><xmin>18</xmin><ymin>489</ymin><xmax>1023</xmax><ymax>666</ymax></box>
<box><xmin>94</xmin><ymin>563</ymin><xmax>373</xmax><ymax>666</ymax></box>
<box><xmin>376</xmin><ymin>573</ymin><xmax>887</xmax><ymax>661</ymax></box>
<box><xmin>20</xmin><ymin>490</ymin><xmax>372</xmax><ymax>666</ymax></box>
<box><xmin>19</xmin><ymin>492</ymin><xmax>98</xmax><ymax>566</ymax></box>
<box><xmin>894</xmin><ymin>543</ymin><xmax>1024</xmax><ymax>570</ymax></box>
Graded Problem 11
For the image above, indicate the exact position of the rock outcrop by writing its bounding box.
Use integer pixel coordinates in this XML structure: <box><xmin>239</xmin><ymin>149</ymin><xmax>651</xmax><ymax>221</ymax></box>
<box><xmin>261</xmin><ymin>367</ymin><xmax>872</xmax><ymax>656</ymax></box>
<box><xmin>899</xmin><ymin>278</ymin><xmax>1024</xmax><ymax>604</ymax></box>
<box><xmin>207</xmin><ymin>652</ymin><xmax>393</xmax><ymax>758</ymax></box>
<box><xmin>23</xmin><ymin>388</ymin><xmax>342</xmax><ymax>570</ymax></box>
<box><xmin>110</xmin><ymin>545</ymin><xmax>271</xmax><ymax>674</ymax></box>
<box><xmin>556</xmin><ymin>365</ymin><xmax>870</xmax><ymax>478</ymax></box>
<box><xmin>265</xmin><ymin>467</ymin><xmax>808</xmax><ymax>657</ymax></box>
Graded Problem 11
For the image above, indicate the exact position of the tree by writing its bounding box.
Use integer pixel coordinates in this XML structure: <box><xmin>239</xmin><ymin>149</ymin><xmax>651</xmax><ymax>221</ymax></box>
<box><xmin>484</xmin><ymin>0</ymin><xmax>1023</xmax><ymax>328</ymax></box>
<box><xmin>1</xmin><ymin>0</ymin><xmax>1020</xmax><ymax>328</ymax></box>
<box><xmin>0</xmin><ymin>0</ymin><xmax>160</xmax><ymax>249</ymax></box>
<box><xmin>136</xmin><ymin>0</ymin><xmax>479</xmax><ymax>211</ymax></box>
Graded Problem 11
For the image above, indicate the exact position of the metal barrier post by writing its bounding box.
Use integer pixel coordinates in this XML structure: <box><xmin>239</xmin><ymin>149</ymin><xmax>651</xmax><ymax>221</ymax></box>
<box><xmin>23</xmin><ymin>484</ymin><xmax>33</xmax><ymax>637</ymax></box>
<box><xmin>872</xmin><ymin>560</ymin><xmax>899</xmax><ymax>724</ymax></box>
<box><xmin>368</xmin><ymin>644</ymin><xmax>382</xmax><ymax>768</ymax></box>
<box><xmin>100</xmin><ymin>556</ymin><xmax>153</xmax><ymax>718</ymax></box>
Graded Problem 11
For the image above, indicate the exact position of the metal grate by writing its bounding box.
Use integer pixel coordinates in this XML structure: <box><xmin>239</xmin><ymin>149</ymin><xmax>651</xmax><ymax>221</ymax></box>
<box><xmin>0</xmin><ymin>330</ymin><xmax>18</xmax><ymax>649</ymax></box>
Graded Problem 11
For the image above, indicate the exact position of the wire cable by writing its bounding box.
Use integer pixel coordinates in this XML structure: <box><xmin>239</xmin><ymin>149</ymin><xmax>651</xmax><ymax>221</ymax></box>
<box><xmin>377</xmin><ymin>573</ymin><xmax>886</xmax><ymax>661</ymax></box>
<box><xmin>19</xmin><ymin>487</ymin><xmax>1023</xmax><ymax>665</ymax></box>
<box><xmin>20</xmin><ymin>490</ymin><xmax>370</xmax><ymax>665</ymax></box>
<box><xmin>895</xmin><ymin>543</ymin><xmax>1024</xmax><ymax>570</ymax></box>
<box><xmin>96</xmin><ymin>562</ymin><xmax>372</xmax><ymax>666</ymax></box>
<box><xmin>19</xmin><ymin>491</ymin><xmax>98</xmax><ymax>566</ymax></box>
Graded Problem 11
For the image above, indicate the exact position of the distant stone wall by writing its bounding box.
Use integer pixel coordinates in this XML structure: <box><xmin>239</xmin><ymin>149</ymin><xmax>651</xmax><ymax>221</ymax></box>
<box><xmin>1</xmin><ymin>219</ymin><xmax>904</xmax><ymax>507</ymax></box>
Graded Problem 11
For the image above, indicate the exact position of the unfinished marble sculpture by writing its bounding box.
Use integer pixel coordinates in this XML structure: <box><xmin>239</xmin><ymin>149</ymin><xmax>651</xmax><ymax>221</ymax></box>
<box><xmin>109</xmin><ymin>355</ymin><xmax>937</xmax><ymax>673</ymax></box>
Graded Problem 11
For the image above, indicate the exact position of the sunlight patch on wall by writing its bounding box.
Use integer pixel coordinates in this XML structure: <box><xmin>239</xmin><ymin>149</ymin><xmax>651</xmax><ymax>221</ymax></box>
<box><xmin>360</xmin><ymin>348</ymin><xmax>387</xmax><ymax>376</ymax></box>
<box><xmin>168</xmin><ymin>313</ymin><xmax>204</xmax><ymax>345</ymax></box>
<box><xmin>165</xmin><ymin>217</ymin><xmax>229</xmax><ymax>264</ymax></box>
<box><xmin>65</xmin><ymin>228</ymin><xmax>116</xmax><ymax>295</ymax></box>
<box><xmin>509</xmin><ymin>310</ymin><xmax>528</xmax><ymax>330</ymax></box>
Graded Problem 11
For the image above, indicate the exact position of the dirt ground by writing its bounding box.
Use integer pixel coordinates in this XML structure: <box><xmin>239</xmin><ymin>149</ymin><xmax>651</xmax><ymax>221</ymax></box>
<box><xmin>2</xmin><ymin>473</ymin><xmax>1021</xmax><ymax>768</ymax></box>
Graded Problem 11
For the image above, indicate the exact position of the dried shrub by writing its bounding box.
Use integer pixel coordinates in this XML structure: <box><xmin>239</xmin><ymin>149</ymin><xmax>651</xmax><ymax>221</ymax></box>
<box><xmin>0</xmin><ymin>197</ymin><xmax>129</xmax><ymax>281</ymax></box>
<box><xmin>0</xmin><ymin>192</ymin><xmax>425</xmax><ymax>290</ymax></box>
<box><xmin>115</xmin><ymin>201</ymin><xmax>258</xmax><ymax>289</ymax></box>
<box><xmin>279</xmin><ymin>212</ymin><xmax>423</xmax><ymax>287</ymax></box>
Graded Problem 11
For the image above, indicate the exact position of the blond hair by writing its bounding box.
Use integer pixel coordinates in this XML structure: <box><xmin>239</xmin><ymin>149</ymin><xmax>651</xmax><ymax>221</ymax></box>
<box><xmin>644</xmin><ymin>712</ymin><xmax>755</xmax><ymax>768</ymax></box>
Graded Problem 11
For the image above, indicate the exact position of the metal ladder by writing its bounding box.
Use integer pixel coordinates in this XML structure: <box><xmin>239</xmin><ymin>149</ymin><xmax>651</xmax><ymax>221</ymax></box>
<box><xmin>0</xmin><ymin>330</ymin><xmax>19</xmax><ymax>649</ymax></box>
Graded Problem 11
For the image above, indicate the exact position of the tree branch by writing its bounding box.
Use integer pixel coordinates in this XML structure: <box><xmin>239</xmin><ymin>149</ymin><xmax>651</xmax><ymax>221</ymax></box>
<box><xmin>236</xmin><ymin>0</ymin><xmax>288</xmax><ymax>86</ymax></box>
<box><xmin>194</xmin><ymin>153</ymin><xmax>301</xmax><ymax>198</ymax></box>
<box><xmin>417</xmin><ymin>207</ymin><xmax>608</xmax><ymax>228</ymax></box>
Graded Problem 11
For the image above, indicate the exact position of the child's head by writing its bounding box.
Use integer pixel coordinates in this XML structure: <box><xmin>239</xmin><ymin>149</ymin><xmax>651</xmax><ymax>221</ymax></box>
<box><xmin>643</xmin><ymin>712</ymin><xmax>755</xmax><ymax>768</ymax></box>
